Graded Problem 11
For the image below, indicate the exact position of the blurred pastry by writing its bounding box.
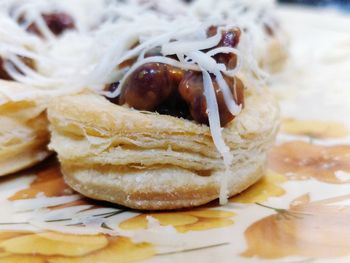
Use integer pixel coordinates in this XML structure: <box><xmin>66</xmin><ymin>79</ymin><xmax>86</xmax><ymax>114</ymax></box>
<box><xmin>0</xmin><ymin>80</ymin><xmax>49</xmax><ymax>175</ymax></box>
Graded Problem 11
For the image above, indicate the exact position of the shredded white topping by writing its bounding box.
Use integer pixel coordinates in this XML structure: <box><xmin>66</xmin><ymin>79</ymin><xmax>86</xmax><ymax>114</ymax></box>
<box><xmin>201</xmin><ymin>69</ymin><xmax>233</xmax><ymax>204</ymax></box>
<box><xmin>162</xmin><ymin>32</ymin><xmax>222</xmax><ymax>56</ymax></box>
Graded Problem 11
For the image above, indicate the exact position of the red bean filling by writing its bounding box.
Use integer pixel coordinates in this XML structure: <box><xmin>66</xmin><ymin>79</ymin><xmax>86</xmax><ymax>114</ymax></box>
<box><xmin>26</xmin><ymin>12</ymin><xmax>75</xmax><ymax>36</ymax></box>
<box><xmin>119</xmin><ymin>63</ymin><xmax>184</xmax><ymax>111</ymax></box>
<box><xmin>179</xmin><ymin>71</ymin><xmax>244</xmax><ymax>126</ymax></box>
<box><xmin>107</xmin><ymin>27</ymin><xmax>244</xmax><ymax>127</ymax></box>
<box><xmin>156</xmin><ymin>93</ymin><xmax>191</xmax><ymax>119</ymax></box>
<box><xmin>207</xmin><ymin>26</ymin><xmax>241</xmax><ymax>69</ymax></box>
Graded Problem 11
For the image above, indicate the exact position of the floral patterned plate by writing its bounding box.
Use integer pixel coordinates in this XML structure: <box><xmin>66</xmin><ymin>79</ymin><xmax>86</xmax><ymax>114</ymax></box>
<box><xmin>0</xmin><ymin>6</ymin><xmax>349</xmax><ymax>263</ymax></box>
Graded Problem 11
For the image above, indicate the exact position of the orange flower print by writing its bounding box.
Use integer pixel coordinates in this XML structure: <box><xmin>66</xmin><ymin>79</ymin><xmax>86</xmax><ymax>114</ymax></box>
<box><xmin>119</xmin><ymin>209</ymin><xmax>235</xmax><ymax>233</ymax></box>
<box><xmin>230</xmin><ymin>170</ymin><xmax>286</xmax><ymax>203</ymax></box>
<box><xmin>242</xmin><ymin>194</ymin><xmax>350</xmax><ymax>259</ymax></box>
<box><xmin>268</xmin><ymin>141</ymin><xmax>350</xmax><ymax>184</ymax></box>
<box><xmin>9</xmin><ymin>160</ymin><xmax>73</xmax><ymax>201</ymax></box>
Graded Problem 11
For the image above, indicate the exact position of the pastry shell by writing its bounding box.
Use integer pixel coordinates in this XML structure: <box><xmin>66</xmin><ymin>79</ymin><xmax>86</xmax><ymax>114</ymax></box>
<box><xmin>0</xmin><ymin>80</ymin><xmax>50</xmax><ymax>176</ymax></box>
<box><xmin>48</xmin><ymin>87</ymin><xmax>279</xmax><ymax>210</ymax></box>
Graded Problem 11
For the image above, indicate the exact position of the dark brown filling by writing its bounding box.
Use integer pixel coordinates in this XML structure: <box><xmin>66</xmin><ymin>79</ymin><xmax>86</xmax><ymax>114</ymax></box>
<box><xmin>179</xmin><ymin>71</ymin><xmax>244</xmax><ymax>126</ymax></box>
<box><xmin>206</xmin><ymin>26</ymin><xmax>241</xmax><ymax>69</ymax></box>
<box><xmin>21</xmin><ymin>12</ymin><xmax>75</xmax><ymax>37</ymax></box>
<box><xmin>119</xmin><ymin>63</ymin><xmax>184</xmax><ymax>111</ymax></box>
<box><xmin>106</xmin><ymin>27</ymin><xmax>245</xmax><ymax>127</ymax></box>
<box><xmin>156</xmin><ymin>92</ymin><xmax>191</xmax><ymax>119</ymax></box>
<box><xmin>0</xmin><ymin>57</ymin><xmax>13</xmax><ymax>80</ymax></box>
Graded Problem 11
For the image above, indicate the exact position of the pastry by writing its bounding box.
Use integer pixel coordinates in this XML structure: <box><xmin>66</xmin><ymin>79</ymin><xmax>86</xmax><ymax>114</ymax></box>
<box><xmin>48</xmin><ymin>88</ymin><xmax>279</xmax><ymax>210</ymax></box>
<box><xmin>0</xmin><ymin>80</ymin><xmax>49</xmax><ymax>176</ymax></box>
<box><xmin>1</xmin><ymin>0</ymin><xmax>280</xmax><ymax>206</ymax></box>
<box><xmin>48</xmin><ymin>17</ymin><xmax>280</xmax><ymax>210</ymax></box>
<box><xmin>0</xmin><ymin>1</ymin><xmax>103</xmax><ymax>176</ymax></box>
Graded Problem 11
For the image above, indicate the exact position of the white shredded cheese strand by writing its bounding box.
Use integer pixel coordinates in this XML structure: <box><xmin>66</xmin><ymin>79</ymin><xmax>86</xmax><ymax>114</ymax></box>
<box><xmin>185</xmin><ymin>51</ymin><xmax>241</xmax><ymax>116</ymax></box>
<box><xmin>6</xmin><ymin>54</ymin><xmax>57</xmax><ymax>83</ymax></box>
<box><xmin>186</xmin><ymin>50</ymin><xmax>226</xmax><ymax>72</ymax></box>
<box><xmin>201</xmin><ymin>69</ymin><xmax>232</xmax><ymax>204</ymax></box>
<box><xmin>161</xmin><ymin>31</ymin><xmax>221</xmax><ymax>56</ymax></box>
<box><xmin>206</xmin><ymin>47</ymin><xmax>242</xmax><ymax>77</ymax></box>
<box><xmin>31</xmin><ymin>10</ymin><xmax>56</xmax><ymax>41</ymax></box>
<box><xmin>214</xmin><ymin>70</ymin><xmax>242</xmax><ymax>115</ymax></box>
<box><xmin>103</xmin><ymin>55</ymin><xmax>201</xmax><ymax>98</ymax></box>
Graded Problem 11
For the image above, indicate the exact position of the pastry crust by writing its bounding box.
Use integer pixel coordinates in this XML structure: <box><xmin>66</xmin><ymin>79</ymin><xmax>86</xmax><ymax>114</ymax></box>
<box><xmin>0</xmin><ymin>80</ymin><xmax>50</xmax><ymax>176</ymax></box>
<box><xmin>48</xmin><ymin>88</ymin><xmax>279</xmax><ymax>210</ymax></box>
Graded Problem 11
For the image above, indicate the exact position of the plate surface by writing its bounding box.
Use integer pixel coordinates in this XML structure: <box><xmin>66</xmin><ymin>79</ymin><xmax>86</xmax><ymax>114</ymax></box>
<box><xmin>0</xmin><ymin>6</ymin><xmax>349</xmax><ymax>263</ymax></box>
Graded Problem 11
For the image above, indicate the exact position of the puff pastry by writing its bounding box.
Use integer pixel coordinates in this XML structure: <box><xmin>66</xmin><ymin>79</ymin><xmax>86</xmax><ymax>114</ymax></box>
<box><xmin>0</xmin><ymin>0</ymin><xmax>286</xmax><ymax>182</ymax></box>
<box><xmin>0</xmin><ymin>80</ymin><xmax>50</xmax><ymax>176</ymax></box>
<box><xmin>48</xmin><ymin>87</ymin><xmax>279</xmax><ymax>210</ymax></box>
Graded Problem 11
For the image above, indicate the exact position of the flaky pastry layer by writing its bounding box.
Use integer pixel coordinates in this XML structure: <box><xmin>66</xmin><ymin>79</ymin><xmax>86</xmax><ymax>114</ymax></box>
<box><xmin>48</xmin><ymin>87</ymin><xmax>279</xmax><ymax>209</ymax></box>
<box><xmin>0</xmin><ymin>81</ymin><xmax>50</xmax><ymax>176</ymax></box>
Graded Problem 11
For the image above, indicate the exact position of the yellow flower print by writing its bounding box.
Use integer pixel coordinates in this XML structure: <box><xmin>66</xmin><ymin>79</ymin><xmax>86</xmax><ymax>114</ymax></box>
<box><xmin>0</xmin><ymin>232</ymin><xmax>154</xmax><ymax>263</ymax></box>
<box><xmin>0</xmin><ymin>255</ymin><xmax>45</xmax><ymax>263</ymax></box>
<box><xmin>0</xmin><ymin>232</ymin><xmax>108</xmax><ymax>256</ymax></box>
<box><xmin>119</xmin><ymin>209</ymin><xmax>235</xmax><ymax>233</ymax></box>
<box><xmin>230</xmin><ymin>170</ymin><xmax>286</xmax><ymax>203</ymax></box>
<box><xmin>281</xmin><ymin>118</ymin><xmax>348</xmax><ymax>139</ymax></box>
<box><xmin>48</xmin><ymin>237</ymin><xmax>154</xmax><ymax>263</ymax></box>
<box><xmin>0</xmin><ymin>232</ymin><xmax>30</xmax><ymax>259</ymax></box>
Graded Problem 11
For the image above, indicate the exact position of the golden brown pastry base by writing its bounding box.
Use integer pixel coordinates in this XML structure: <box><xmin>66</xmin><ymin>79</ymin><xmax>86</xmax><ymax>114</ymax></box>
<box><xmin>48</xmin><ymin>87</ymin><xmax>279</xmax><ymax>210</ymax></box>
<box><xmin>63</xmin><ymin>161</ymin><xmax>265</xmax><ymax>210</ymax></box>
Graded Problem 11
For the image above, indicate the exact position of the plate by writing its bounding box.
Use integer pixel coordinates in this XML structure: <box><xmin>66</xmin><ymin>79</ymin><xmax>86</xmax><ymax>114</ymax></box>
<box><xmin>0</xmin><ymin>6</ymin><xmax>349</xmax><ymax>263</ymax></box>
